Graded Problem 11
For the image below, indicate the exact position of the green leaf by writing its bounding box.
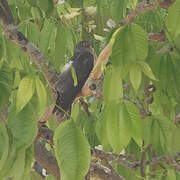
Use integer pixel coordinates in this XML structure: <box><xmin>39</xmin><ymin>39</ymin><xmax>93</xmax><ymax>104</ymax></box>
<box><xmin>124</xmin><ymin>101</ymin><xmax>142</xmax><ymax>146</ymax></box>
<box><xmin>37</xmin><ymin>0</ymin><xmax>49</xmax><ymax>13</ymax></box>
<box><xmin>167</xmin><ymin>170</ymin><xmax>176</xmax><ymax>180</ymax></box>
<box><xmin>71</xmin><ymin>66</ymin><xmax>78</xmax><ymax>87</ymax></box>
<box><xmin>71</xmin><ymin>103</ymin><xmax>80</xmax><ymax>120</ymax></box>
<box><xmin>144</xmin><ymin>116</ymin><xmax>175</xmax><ymax>155</ymax></box>
<box><xmin>109</xmin><ymin>27</ymin><xmax>121</xmax><ymax>49</ymax></box>
<box><xmin>96</xmin><ymin>106</ymin><xmax>111</xmax><ymax>150</ymax></box>
<box><xmin>39</xmin><ymin>19</ymin><xmax>55</xmax><ymax>54</ymax></box>
<box><xmin>136</xmin><ymin>10</ymin><xmax>164</xmax><ymax>32</ymax></box>
<box><xmin>75</xmin><ymin>109</ymin><xmax>99</xmax><ymax>148</ymax></box>
<box><xmin>0</xmin><ymin>143</ymin><xmax>17</xmax><ymax>178</ymax></box>
<box><xmin>27</xmin><ymin>22</ymin><xmax>40</xmax><ymax>46</ymax></box>
<box><xmin>117</xmin><ymin>164</ymin><xmax>140</xmax><ymax>180</ymax></box>
<box><xmin>54</xmin><ymin>24</ymin><xmax>69</xmax><ymax>71</ymax></box>
<box><xmin>54</xmin><ymin>120</ymin><xmax>91</xmax><ymax>180</ymax></box>
<box><xmin>110</xmin><ymin>0</ymin><xmax>126</xmax><ymax>22</ymax></box>
<box><xmin>23</xmin><ymin>145</ymin><xmax>34</xmax><ymax>174</ymax></box>
<box><xmin>150</xmin><ymin>54</ymin><xmax>180</xmax><ymax>102</ymax></box>
<box><xmin>166</xmin><ymin>0</ymin><xmax>180</xmax><ymax>50</ymax></box>
<box><xmin>31</xmin><ymin>5</ymin><xmax>43</xmax><ymax>18</ymax></box>
<box><xmin>9</xmin><ymin>148</ymin><xmax>25</xmax><ymax>180</ymax></box>
<box><xmin>130</xmin><ymin>0</ymin><xmax>137</xmax><ymax>9</ymax></box>
<box><xmin>0</xmin><ymin>122</ymin><xmax>9</xmax><ymax>171</ymax></box>
<box><xmin>168</xmin><ymin>126</ymin><xmax>180</xmax><ymax>154</ymax></box>
<box><xmin>129</xmin><ymin>63</ymin><xmax>142</xmax><ymax>93</ymax></box>
<box><xmin>35</xmin><ymin>76</ymin><xmax>47</xmax><ymax>116</ymax></box>
<box><xmin>8</xmin><ymin>102</ymin><xmax>38</xmax><ymax>149</ymax></box>
<box><xmin>16</xmin><ymin>75</ymin><xmax>35</xmax><ymax>113</ymax></box>
<box><xmin>106</xmin><ymin>103</ymin><xmax>131</xmax><ymax>154</ymax></box>
<box><xmin>111</xmin><ymin>24</ymin><xmax>148</xmax><ymax>66</ymax></box>
<box><xmin>138</xmin><ymin>61</ymin><xmax>156</xmax><ymax>80</ymax></box>
<box><xmin>149</xmin><ymin>90</ymin><xmax>175</xmax><ymax>119</ymax></box>
<box><xmin>166</xmin><ymin>0</ymin><xmax>180</xmax><ymax>40</ymax></box>
<box><xmin>0</xmin><ymin>63</ymin><xmax>13</xmax><ymax>110</ymax></box>
<box><xmin>103</xmin><ymin>67</ymin><xmax>123</xmax><ymax>103</ymax></box>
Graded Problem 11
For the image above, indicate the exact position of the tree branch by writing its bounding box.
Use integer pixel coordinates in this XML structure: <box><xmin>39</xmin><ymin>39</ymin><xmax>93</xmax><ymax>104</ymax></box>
<box><xmin>0</xmin><ymin>0</ymin><xmax>57</xmax><ymax>90</ymax></box>
<box><xmin>90</xmin><ymin>162</ymin><xmax>124</xmax><ymax>180</ymax></box>
<box><xmin>34</xmin><ymin>138</ymin><xmax>60</xmax><ymax>180</ymax></box>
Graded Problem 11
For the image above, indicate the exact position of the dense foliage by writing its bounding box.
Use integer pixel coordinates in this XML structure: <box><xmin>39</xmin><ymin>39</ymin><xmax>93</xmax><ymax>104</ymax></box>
<box><xmin>0</xmin><ymin>0</ymin><xmax>180</xmax><ymax>179</ymax></box>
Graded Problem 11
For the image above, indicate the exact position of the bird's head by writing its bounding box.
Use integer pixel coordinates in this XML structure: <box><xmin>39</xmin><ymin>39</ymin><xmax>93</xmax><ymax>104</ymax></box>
<box><xmin>74</xmin><ymin>40</ymin><xmax>94</xmax><ymax>54</ymax></box>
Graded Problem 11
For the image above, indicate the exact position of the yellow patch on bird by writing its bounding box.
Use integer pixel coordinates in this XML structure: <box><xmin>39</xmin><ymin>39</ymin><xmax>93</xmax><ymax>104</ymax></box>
<box><xmin>71</xmin><ymin>66</ymin><xmax>78</xmax><ymax>87</ymax></box>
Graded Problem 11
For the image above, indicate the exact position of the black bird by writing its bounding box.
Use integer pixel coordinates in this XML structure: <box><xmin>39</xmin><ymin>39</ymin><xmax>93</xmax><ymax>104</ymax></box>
<box><xmin>53</xmin><ymin>40</ymin><xmax>94</xmax><ymax>119</ymax></box>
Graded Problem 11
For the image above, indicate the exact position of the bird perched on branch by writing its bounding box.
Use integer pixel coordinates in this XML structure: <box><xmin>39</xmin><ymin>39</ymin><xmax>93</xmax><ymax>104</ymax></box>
<box><xmin>53</xmin><ymin>40</ymin><xmax>95</xmax><ymax>119</ymax></box>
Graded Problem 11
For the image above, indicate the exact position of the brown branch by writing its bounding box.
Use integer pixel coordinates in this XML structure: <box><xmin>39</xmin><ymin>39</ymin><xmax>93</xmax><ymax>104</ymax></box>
<box><xmin>34</xmin><ymin>138</ymin><xmax>60</xmax><ymax>180</ymax></box>
<box><xmin>145</xmin><ymin>153</ymin><xmax>180</xmax><ymax>171</ymax></box>
<box><xmin>93</xmin><ymin>148</ymin><xmax>180</xmax><ymax>173</ymax></box>
<box><xmin>38</xmin><ymin>105</ymin><xmax>55</xmax><ymax>123</ymax></box>
<box><xmin>90</xmin><ymin>162</ymin><xmax>124</xmax><ymax>180</ymax></box>
<box><xmin>92</xmin><ymin>149</ymin><xmax>139</xmax><ymax>171</ymax></box>
<box><xmin>0</xmin><ymin>0</ymin><xmax>57</xmax><ymax>89</ymax></box>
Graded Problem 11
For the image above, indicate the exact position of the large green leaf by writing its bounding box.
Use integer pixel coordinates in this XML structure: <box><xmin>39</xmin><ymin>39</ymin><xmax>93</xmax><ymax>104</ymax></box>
<box><xmin>0</xmin><ymin>122</ymin><xmax>9</xmax><ymax>171</ymax></box>
<box><xmin>16</xmin><ymin>75</ymin><xmax>35</xmax><ymax>113</ymax></box>
<box><xmin>54</xmin><ymin>24</ymin><xmax>68</xmax><ymax>71</ymax></box>
<box><xmin>9</xmin><ymin>148</ymin><xmax>25</xmax><ymax>180</ymax></box>
<box><xmin>111</xmin><ymin>24</ymin><xmax>148</xmax><ymax>66</ymax></box>
<box><xmin>143</xmin><ymin>116</ymin><xmax>176</xmax><ymax>155</ymax></box>
<box><xmin>123</xmin><ymin>101</ymin><xmax>143</xmax><ymax>146</ymax></box>
<box><xmin>166</xmin><ymin>0</ymin><xmax>180</xmax><ymax>49</ymax></box>
<box><xmin>148</xmin><ymin>52</ymin><xmax>180</xmax><ymax>103</ymax></box>
<box><xmin>35</xmin><ymin>76</ymin><xmax>47</xmax><ymax>116</ymax></box>
<box><xmin>0</xmin><ymin>143</ymin><xmax>17</xmax><ymax>178</ymax></box>
<box><xmin>110</xmin><ymin>0</ymin><xmax>127</xmax><ymax>22</ymax></box>
<box><xmin>159</xmin><ymin>55</ymin><xmax>180</xmax><ymax>102</ymax></box>
<box><xmin>16</xmin><ymin>2</ymin><xmax>31</xmax><ymax>21</ymax></box>
<box><xmin>95</xmin><ymin>106</ymin><xmax>111</xmax><ymax>150</ymax></box>
<box><xmin>106</xmin><ymin>103</ymin><xmax>131</xmax><ymax>154</ymax></box>
<box><xmin>27</xmin><ymin>22</ymin><xmax>40</xmax><ymax>46</ymax></box>
<box><xmin>149</xmin><ymin>90</ymin><xmax>175</xmax><ymax>119</ymax></box>
<box><xmin>37</xmin><ymin>0</ymin><xmax>49</xmax><ymax>13</ymax></box>
<box><xmin>39</xmin><ymin>19</ymin><xmax>55</xmax><ymax>55</ymax></box>
<box><xmin>22</xmin><ymin>145</ymin><xmax>34</xmax><ymax>177</ymax></box>
<box><xmin>104</xmin><ymin>101</ymin><xmax>143</xmax><ymax>154</ymax></box>
<box><xmin>54</xmin><ymin>120</ymin><xmax>91</xmax><ymax>180</ymax></box>
<box><xmin>136</xmin><ymin>10</ymin><xmax>163</xmax><ymax>32</ymax></box>
<box><xmin>167</xmin><ymin>126</ymin><xmax>180</xmax><ymax>155</ymax></box>
<box><xmin>103</xmin><ymin>67</ymin><xmax>123</xmax><ymax>103</ymax></box>
<box><xmin>8</xmin><ymin>102</ymin><xmax>37</xmax><ymax>149</ymax></box>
